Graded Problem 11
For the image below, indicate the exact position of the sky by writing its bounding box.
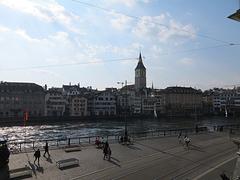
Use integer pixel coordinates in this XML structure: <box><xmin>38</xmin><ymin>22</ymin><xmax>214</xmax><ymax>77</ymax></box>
<box><xmin>0</xmin><ymin>0</ymin><xmax>239</xmax><ymax>90</ymax></box>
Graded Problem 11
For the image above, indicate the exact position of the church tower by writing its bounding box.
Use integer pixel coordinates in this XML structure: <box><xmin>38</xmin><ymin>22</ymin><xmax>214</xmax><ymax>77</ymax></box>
<box><xmin>135</xmin><ymin>53</ymin><xmax>146</xmax><ymax>91</ymax></box>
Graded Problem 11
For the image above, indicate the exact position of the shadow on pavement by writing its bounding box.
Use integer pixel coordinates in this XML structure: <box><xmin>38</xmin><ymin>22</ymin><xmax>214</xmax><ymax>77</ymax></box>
<box><xmin>111</xmin><ymin>157</ymin><xmax>120</xmax><ymax>162</ymax></box>
<box><xmin>108</xmin><ymin>158</ymin><xmax>121</xmax><ymax>167</ymax></box>
<box><xmin>127</xmin><ymin>145</ymin><xmax>142</xmax><ymax>150</ymax></box>
<box><xmin>36</xmin><ymin>166</ymin><xmax>44</xmax><ymax>174</ymax></box>
<box><xmin>189</xmin><ymin>144</ymin><xmax>205</xmax><ymax>152</ymax></box>
<box><xmin>46</xmin><ymin>156</ymin><xmax>53</xmax><ymax>163</ymax></box>
<box><xmin>28</xmin><ymin>161</ymin><xmax>37</xmax><ymax>177</ymax></box>
<box><xmin>59</xmin><ymin>164</ymin><xmax>79</xmax><ymax>170</ymax></box>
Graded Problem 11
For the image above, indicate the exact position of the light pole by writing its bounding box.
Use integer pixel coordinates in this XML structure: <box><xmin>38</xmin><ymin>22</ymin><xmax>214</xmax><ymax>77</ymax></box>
<box><xmin>117</xmin><ymin>80</ymin><xmax>129</xmax><ymax>138</ymax></box>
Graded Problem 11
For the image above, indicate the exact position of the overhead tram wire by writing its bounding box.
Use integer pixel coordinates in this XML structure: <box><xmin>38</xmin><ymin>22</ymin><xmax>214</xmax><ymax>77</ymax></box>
<box><xmin>156</xmin><ymin>43</ymin><xmax>240</xmax><ymax>56</ymax></box>
<box><xmin>1</xmin><ymin>43</ymin><xmax>239</xmax><ymax>72</ymax></box>
<box><xmin>0</xmin><ymin>57</ymin><xmax>138</xmax><ymax>71</ymax></box>
<box><xmin>71</xmin><ymin>0</ymin><xmax>236</xmax><ymax>45</ymax></box>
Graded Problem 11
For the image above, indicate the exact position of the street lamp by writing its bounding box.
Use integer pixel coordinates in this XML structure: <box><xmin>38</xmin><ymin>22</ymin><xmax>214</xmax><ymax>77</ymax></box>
<box><xmin>228</xmin><ymin>0</ymin><xmax>240</xmax><ymax>22</ymax></box>
<box><xmin>117</xmin><ymin>80</ymin><xmax>129</xmax><ymax>138</ymax></box>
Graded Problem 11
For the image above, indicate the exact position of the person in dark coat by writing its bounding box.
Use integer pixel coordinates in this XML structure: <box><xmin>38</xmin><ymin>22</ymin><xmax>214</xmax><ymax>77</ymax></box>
<box><xmin>43</xmin><ymin>141</ymin><xmax>50</xmax><ymax>157</ymax></box>
<box><xmin>103</xmin><ymin>141</ymin><xmax>109</xmax><ymax>160</ymax></box>
<box><xmin>34</xmin><ymin>149</ymin><xmax>41</xmax><ymax>165</ymax></box>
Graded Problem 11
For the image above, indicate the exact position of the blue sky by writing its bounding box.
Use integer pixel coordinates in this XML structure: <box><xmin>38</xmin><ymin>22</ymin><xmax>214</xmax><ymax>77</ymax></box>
<box><xmin>0</xmin><ymin>0</ymin><xmax>239</xmax><ymax>90</ymax></box>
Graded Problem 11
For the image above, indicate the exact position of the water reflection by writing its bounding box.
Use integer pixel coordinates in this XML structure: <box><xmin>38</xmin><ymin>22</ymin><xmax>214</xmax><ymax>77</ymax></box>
<box><xmin>0</xmin><ymin>117</ymin><xmax>239</xmax><ymax>142</ymax></box>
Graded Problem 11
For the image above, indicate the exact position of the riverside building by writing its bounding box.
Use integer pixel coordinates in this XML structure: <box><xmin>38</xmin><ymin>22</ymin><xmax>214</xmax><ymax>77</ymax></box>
<box><xmin>162</xmin><ymin>86</ymin><xmax>203</xmax><ymax>116</ymax></box>
<box><xmin>45</xmin><ymin>87</ymin><xmax>66</xmax><ymax>116</ymax></box>
<box><xmin>0</xmin><ymin>82</ymin><xmax>45</xmax><ymax>118</ymax></box>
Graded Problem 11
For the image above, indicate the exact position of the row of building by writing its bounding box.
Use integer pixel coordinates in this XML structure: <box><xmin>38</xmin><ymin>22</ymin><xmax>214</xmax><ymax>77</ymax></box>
<box><xmin>0</xmin><ymin>81</ymin><xmax>203</xmax><ymax>118</ymax></box>
<box><xmin>0</xmin><ymin>53</ymin><xmax>239</xmax><ymax>119</ymax></box>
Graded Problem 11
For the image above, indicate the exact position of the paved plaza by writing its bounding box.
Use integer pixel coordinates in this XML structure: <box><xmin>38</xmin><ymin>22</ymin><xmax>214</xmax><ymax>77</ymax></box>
<box><xmin>1</xmin><ymin>132</ymin><xmax>239</xmax><ymax>180</ymax></box>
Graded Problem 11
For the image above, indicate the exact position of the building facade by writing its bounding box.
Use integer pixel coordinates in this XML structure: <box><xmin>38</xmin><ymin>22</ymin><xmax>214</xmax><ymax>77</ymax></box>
<box><xmin>163</xmin><ymin>87</ymin><xmax>203</xmax><ymax>116</ymax></box>
<box><xmin>92</xmin><ymin>90</ymin><xmax>116</xmax><ymax>116</ymax></box>
<box><xmin>69</xmin><ymin>96</ymin><xmax>88</xmax><ymax>116</ymax></box>
<box><xmin>212</xmin><ymin>88</ymin><xmax>240</xmax><ymax>115</ymax></box>
<box><xmin>45</xmin><ymin>88</ymin><xmax>66</xmax><ymax>116</ymax></box>
<box><xmin>0</xmin><ymin>82</ymin><xmax>45</xmax><ymax>118</ymax></box>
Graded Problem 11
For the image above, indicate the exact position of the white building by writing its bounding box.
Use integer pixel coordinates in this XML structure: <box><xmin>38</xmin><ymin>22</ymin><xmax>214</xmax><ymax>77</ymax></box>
<box><xmin>93</xmin><ymin>90</ymin><xmax>116</xmax><ymax>116</ymax></box>
<box><xmin>212</xmin><ymin>88</ymin><xmax>240</xmax><ymax>114</ymax></box>
<box><xmin>45</xmin><ymin>88</ymin><xmax>66</xmax><ymax>116</ymax></box>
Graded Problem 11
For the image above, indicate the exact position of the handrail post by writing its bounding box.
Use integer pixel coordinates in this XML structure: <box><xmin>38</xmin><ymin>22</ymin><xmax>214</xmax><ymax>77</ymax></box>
<box><xmin>33</xmin><ymin>141</ymin><xmax>35</xmax><ymax>149</ymax></box>
<box><xmin>79</xmin><ymin>138</ymin><xmax>81</xmax><ymax>144</ymax></box>
<box><xmin>68</xmin><ymin>138</ymin><xmax>70</xmax><ymax>146</ymax></box>
<box><xmin>164</xmin><ymin>131</ymin><xmax>166</xmax><ymax>136</ymax></box>
<box><xmin>20</xmin><ymin>143</ymin><xmax>22</xmax><ymax>152</ymax></box>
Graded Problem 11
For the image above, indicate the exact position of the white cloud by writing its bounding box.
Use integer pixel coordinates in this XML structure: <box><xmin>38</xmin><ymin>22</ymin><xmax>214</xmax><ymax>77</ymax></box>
<box><xmin>0</xmin><ymin>0</ymin><xmax>83</xmax><ymax>34</ymax></box>
<box><xmin>15</xmin><ymin>29</ymin><xmax>41</xmax><ymax>43</ymax></box>
<box><xmin>109</xmin><ymin>11</ymin><xmax>132</xmax><ymax>31</ymax></box>
<box><xmin>179</xmin><ymin>57</ymin><xmax>194</xmax><ymax>65</ymax></box>
<box><xmin>0</xmin><ymin>24</ymin><xmax>140</xmax><ymax>68</ymax></box>
<box><xmin>132</xmin><ymin>14</ymin><xmax>196</xmax><ymax>42</ymax></box>
<box><xmin>0</xmin><ymin>25</ymin><xmax>10</xmax><ymax>32</ymax></box>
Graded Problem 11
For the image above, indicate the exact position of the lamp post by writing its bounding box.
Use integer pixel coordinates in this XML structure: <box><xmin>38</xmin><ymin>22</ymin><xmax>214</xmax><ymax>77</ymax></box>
<box><xmin>117</xmin><ymin>80</ymin><xmax>129</xmax><ymax>138</ymax></box>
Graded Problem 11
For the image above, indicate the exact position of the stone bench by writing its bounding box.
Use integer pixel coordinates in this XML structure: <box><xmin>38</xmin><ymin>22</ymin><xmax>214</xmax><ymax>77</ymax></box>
<box><xmin>232</xmin><ymin>138</ymin><xmax>240</xmax><ymax>149</ymax></box>
<box><xmin>56</xmin><ymin>158</ymin><xmax>79</xmax><ymax>169</ymax></box>
<box><xmin>64</xmin><ymin>146</ymin><xmax>81</xmax><ymax>153</ymax></box>
<box><xmin>9</xmin><ymin>166</ymin><xmax>32</xmax><ymax>179</ymax></box>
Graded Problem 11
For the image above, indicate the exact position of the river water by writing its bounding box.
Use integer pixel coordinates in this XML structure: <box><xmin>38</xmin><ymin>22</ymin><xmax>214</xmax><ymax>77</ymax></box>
<box><xmin>0</xmin><ymin>116</ymin><xmax>239</xmax><ymax>142</ymax></box>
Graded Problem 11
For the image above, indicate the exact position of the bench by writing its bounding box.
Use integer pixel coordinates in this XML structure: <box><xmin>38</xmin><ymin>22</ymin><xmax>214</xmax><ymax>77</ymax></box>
<box><xmin>232</xmin><ymin>138</ymin><xmax>240</xmax><ymax>148</ymax></box>
<box><xmin>56</xmin><ymin>158</ymin><xmax>79</xmax><ymax>169</ymax></box>
<box><xmin>64</xmin><ymin>146</ymin><xmax>81</xmax><ymax>153</ymax></box>
<box><xmin>9</xmin><ymin>166</ymin><xmax>32</xmax><ymax>179</ymax></box>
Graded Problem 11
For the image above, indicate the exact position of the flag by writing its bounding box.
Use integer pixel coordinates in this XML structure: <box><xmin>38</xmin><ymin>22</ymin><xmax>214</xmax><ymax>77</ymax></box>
<box><xmin>24</xmin><ymin>111</ymin><xmax>29</xmax><ymax>121</ymax></box>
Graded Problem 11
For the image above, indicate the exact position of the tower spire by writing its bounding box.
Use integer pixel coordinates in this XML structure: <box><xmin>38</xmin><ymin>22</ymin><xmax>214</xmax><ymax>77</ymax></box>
<box><xmin>139</xmin><ymin>52</ymin><xmax>142</xmax><ymax>62</ymax></box>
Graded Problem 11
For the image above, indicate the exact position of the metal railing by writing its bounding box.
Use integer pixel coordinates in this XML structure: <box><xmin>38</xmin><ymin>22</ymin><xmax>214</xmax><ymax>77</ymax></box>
<box><xmin>6</xmin><ymin>126</ymin><xmax>210</xmax><ymax>153</ymax></box>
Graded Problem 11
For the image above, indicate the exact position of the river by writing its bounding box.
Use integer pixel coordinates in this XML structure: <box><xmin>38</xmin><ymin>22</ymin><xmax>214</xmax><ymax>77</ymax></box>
<box><xmin>0</xmin><ymin>116</ymin><xmax>239</xmax><ymax>142</ymax></box>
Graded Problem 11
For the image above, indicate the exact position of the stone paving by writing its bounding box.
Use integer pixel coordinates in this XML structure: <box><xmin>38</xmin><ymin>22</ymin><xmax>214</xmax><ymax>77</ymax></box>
<box><xmin>0</xmin><ymin>132</ymin><xmax>239</xmax><ymax>180</ymax></box>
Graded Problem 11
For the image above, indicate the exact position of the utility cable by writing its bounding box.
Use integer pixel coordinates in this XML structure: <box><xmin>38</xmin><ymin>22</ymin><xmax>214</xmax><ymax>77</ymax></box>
<box><xmin>0</xmin><ymin>43</ymin><xmax>239</xmax><ymax>71</ymax></box>
<box><xmin>0</xmin><ymin>57</ymin><xmax>138</xmax><ymax>71</ymax></box>
<box><xmin>71</xmin><ymin>0</ymin><xmax>235</xmax><ymax>45</ymax></box>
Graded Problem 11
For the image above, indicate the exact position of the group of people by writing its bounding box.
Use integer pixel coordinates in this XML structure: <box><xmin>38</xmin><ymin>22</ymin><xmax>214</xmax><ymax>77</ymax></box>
<box><xmin>95</xmin><ymin>136</ymin><xmax>112</xmax><ymax>160</ymax></box>
<box><xmin>95</xmin><ymin>136</ymin><xmax>105</xmax><ymax>148</ymax></box>
<box><xmin>178</xmin><ymin>132</ymin><xmax>191</xmax><ymax>150</ymax></box>
<box><xmin>33</xmin><ymin>141</ymin><xmax>50</xmax><ymax>165</ymax></box>
<box><xmin>119</xmin><ymin>135</ymin><xmax>132</xmax><ymax>145</ymax></box>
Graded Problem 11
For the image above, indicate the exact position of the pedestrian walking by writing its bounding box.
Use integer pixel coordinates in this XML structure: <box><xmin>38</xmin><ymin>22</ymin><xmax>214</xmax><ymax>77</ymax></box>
<box><xmin>178</xmin><ymin>131</ymin><xmax>182</xmax><ymax>143</ymax></box>
<box><xmin>43</xmin><ymin>141</ymin><xmax>50</xmax><ymax>158</ymax></box>
<box><xmin>34</xmin><ymin>149</ymin><xmax>41</xmax><ymax>165</ymax></box>
<box><xmin>184</xmin><ymin>136</ymin><xmax>190</xmax><ymax>150</ymax></box>
<box><xmin>195</xmin><ymin>124</ymin><xmax>199</xmax><ymax>134</ymax></box>
<box><xmin>103</xmin><ymin>141</ymin><xmax>109</xmax><ymax>160</ymax></box>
